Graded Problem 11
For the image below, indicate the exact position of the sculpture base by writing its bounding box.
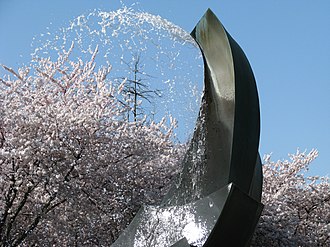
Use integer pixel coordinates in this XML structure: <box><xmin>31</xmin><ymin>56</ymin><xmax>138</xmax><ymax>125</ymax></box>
<box><xmin>112</xmin><ymin>183</ymin><xmax>263</xmax><ymax>247</ymax></box>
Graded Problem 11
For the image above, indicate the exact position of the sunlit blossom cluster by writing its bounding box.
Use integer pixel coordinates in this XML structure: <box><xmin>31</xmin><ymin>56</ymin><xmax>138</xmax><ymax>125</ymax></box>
<box><xmin>251</xmin><ymin>150</ymin><xmax>329</xmax><ymax>246</ymax></box>
<box><xmin>0</xmin><ymin>48</ymin><xmax>184</xmax><ymax>246</ymax></box>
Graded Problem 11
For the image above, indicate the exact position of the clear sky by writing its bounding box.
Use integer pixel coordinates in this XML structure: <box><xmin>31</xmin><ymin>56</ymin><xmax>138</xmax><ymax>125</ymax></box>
<box><xmin>0</xmin><ymin>0</ymin><xmax>329</xmax><ymax>176</ymax></box>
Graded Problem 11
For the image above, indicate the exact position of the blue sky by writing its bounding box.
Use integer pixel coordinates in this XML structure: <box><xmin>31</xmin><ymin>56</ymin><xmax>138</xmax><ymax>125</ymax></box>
<box><xmin>0</xmin><ymin>0</ymin><xmax>329</xmax><ymax>176</ymax></box>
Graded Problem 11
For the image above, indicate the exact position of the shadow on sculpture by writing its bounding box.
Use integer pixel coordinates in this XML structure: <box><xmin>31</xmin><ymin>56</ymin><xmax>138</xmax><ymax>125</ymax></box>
<box><xmin>112</xmin><ymin>9</ymin><xmax>263</xmax><ymax>247</ymax></box>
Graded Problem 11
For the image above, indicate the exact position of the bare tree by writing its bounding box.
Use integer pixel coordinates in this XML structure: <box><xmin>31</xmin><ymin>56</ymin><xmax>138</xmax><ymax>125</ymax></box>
<box><xmin>121</xmin><ymin>53</ymin><xmax>161</xmax><ymax>122</ymax></box>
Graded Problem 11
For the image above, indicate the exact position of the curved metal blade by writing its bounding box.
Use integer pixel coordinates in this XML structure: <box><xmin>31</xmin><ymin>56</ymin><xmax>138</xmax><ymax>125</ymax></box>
<box><xmin>162</xmin><ymin>9</ymin><xmax>261</xmax><ymax>206</ymax></box>
<box><xmin>112</xmin><ymin>9</ymin><xmax>263</xmax><ymax>247</ymax></box>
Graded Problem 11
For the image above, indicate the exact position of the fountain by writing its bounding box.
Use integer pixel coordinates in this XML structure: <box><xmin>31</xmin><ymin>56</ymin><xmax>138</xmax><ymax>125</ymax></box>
<box><xmin>112</xmin><ymin>9</ymin><xmax>263</xmax><ymax>247</ymax></box>
<box><xmin>31</xmin><ymin>6</ymin><xmax>204</xmax><ymax>143</ymax></box>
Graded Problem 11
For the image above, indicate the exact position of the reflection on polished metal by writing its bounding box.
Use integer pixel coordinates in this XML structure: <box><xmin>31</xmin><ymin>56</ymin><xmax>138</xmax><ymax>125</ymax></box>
<box><xmin>112</xmin><ymin>9</ymin><xmax>263</xmax><ymax>247</ymax></box>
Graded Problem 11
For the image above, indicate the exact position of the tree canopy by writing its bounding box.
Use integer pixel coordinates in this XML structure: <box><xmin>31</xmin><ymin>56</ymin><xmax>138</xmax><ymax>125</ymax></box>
<box><xmin>0</xmin><ymin>44</ymin><xmax>329</xmax><ymax>247</ymax></box>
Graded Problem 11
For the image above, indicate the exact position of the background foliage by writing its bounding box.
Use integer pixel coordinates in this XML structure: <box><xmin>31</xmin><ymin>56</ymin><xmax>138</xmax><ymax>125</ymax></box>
<box><xmin>1</xmin><ymin>47</ymin><xmax>329</xmax><ymax>247</ymax></box>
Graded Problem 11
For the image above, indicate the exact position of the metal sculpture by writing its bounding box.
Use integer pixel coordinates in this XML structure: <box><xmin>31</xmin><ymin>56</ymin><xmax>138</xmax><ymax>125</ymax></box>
<box><xmin>112</xmin><ymin>9</ymin><xmax>263</xmax><ymax>247</ymax></box>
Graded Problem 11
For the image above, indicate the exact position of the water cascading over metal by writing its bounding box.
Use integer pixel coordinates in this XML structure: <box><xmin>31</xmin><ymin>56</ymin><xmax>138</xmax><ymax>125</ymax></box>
<box><xmin>112</xmin><ymin>9</ymin><xmax>263</xmax><ymax>247</ymax></box>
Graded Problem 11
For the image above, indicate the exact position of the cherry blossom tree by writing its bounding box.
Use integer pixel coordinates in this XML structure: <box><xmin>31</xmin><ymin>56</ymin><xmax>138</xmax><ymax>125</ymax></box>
<box><xmin>251</xmin><ymin>150</ymin><xmax>329</xmax><ymax>247</ymax></box>
<box><xmin>0</xmin><ymin>44</ymin><xmax>184</xmax><ymax>246</ymax></box>
<box><xmin>1</xmin><ymin>43</ymin><xmax>329</xmax><ymax>247</ymax></box>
